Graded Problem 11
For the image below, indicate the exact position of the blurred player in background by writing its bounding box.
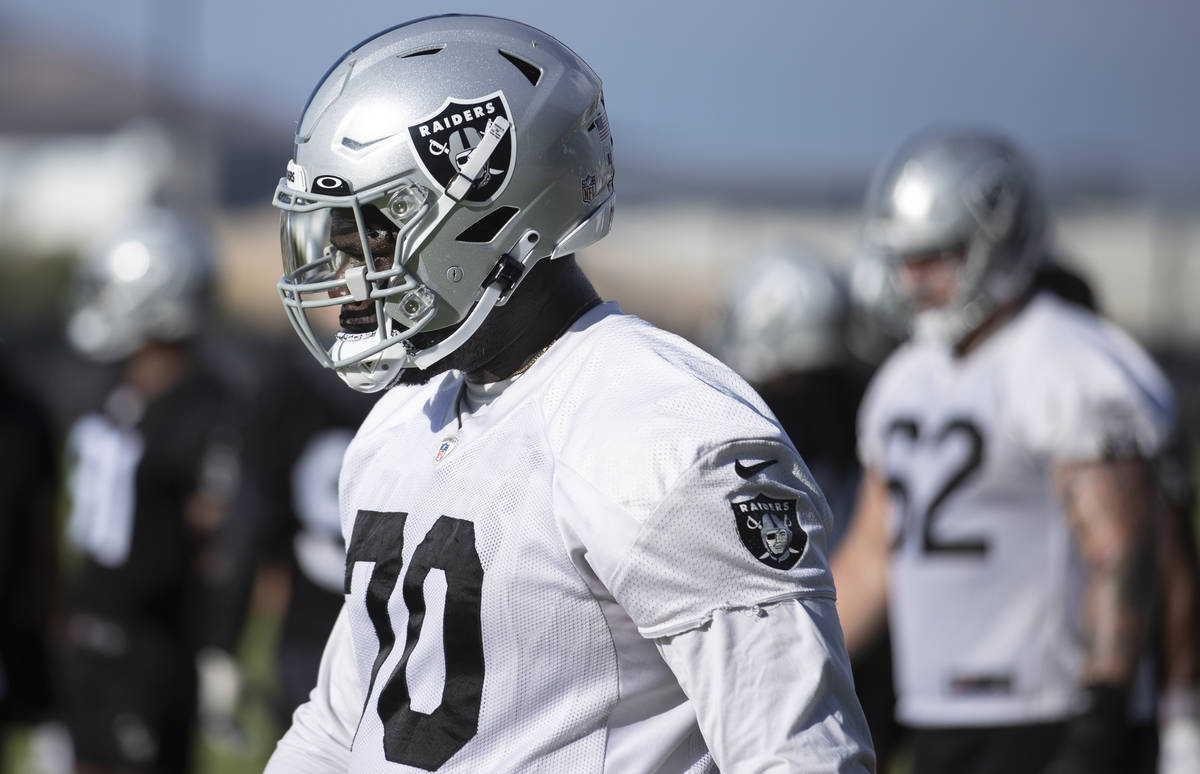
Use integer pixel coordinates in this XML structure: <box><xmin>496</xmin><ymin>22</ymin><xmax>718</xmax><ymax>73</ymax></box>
<box><xmin>59</xmin><ymin>209</ymin><xmax>244</xmax><ymax>774</ymax></box>
<box><xmin>0</xmin><ymin>360</ymin><xmax>59</xmax><ymax>760</ymax></box>
<box><xmin>832</xmin><ymin>130</ymin><xmax>1186</xmax><ymax>774</ymax></box>
<box><xmin>851</xmin><ymin>228</ymin><xmax>1200</xmax><ymax>774</ymax></box>
<box><xmin>711</xmin><ymin>247</ymin><xmax>900</xmax><ymax>768</ymax></box>
<box><xmin>225</xmin><ymin>336</ymin><xmax>375</xmax><ymax>728</ymax></box>
<box><xmin>712</xmin><ymin>247</ymin><xmax>866</xmax><ymax>537</ymax></box>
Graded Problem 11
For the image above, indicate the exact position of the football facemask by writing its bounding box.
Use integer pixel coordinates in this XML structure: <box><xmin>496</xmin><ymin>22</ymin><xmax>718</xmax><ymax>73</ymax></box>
<box><xmin>273</xmin><ymin>15</ymin><xmax>616</xmax><ymax>393</ymax></box>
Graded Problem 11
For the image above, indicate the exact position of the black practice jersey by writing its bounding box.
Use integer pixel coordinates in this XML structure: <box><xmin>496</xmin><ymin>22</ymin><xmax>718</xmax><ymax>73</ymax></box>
<box><xmin>63</xmin><ymin>358</ymin><xmax>242</xmax><ymax>648</ymax></box>
<box><xmin>229</xmin><ymin>339</ymin><xmax>375</xmax><ymax>703</ymax></box>
<box><xmin>0</xmin><ymin>368</ymin><xmax>58</xmax><ymax>722</ymax></box>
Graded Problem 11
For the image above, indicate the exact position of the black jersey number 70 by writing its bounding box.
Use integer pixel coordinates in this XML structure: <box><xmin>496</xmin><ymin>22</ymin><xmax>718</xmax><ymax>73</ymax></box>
<box><xmin>344</xmin><ymin>509</ymin><xmax>484</xmax><ymax>770</ymax></box>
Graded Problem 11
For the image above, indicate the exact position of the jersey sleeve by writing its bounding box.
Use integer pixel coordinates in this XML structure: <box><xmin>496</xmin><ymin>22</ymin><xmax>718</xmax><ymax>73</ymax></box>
<box><xmin>265</xmin><ymin>605</ymin><xmax>362</xmax><ymax>774</ymax></box>
<box><xmin>569</xmin><ymin>438</ymin><xmax>838</xmax><ymax>639</ymax></box>
<box><xmin>657</xmin><ymin>597</ymin><xmax>875</xmax><ymax>772</ymax></box>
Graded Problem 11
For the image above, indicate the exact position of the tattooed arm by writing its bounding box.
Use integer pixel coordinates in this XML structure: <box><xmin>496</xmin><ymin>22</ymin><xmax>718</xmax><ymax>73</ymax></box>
<box><xmin>1055</xmin><ymin>458</ymin><xmax>1159</xmax><ymax>685</ymax></box>
<box><xmin>1044</xmin><ymin>458</ymin><xmax>1159</xmax><ymax>774</ymax></box>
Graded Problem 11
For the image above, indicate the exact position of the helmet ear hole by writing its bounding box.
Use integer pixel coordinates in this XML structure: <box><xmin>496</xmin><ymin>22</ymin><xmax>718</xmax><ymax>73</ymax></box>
<box><xmin>455</xmin><ymin>207</ymin><xmax>520</xmax><ymax>244</ymax></box>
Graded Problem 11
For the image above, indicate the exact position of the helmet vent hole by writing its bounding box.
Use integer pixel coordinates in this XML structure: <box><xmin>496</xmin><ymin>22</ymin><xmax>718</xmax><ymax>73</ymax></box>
<box><xmin>401</xmin><ymin>46</ymin><xmax>444</xmax><ymax>58</ymax></box>
<box><xmin>456</xmin><ymin>206</ymin><xmax>520</xmax><ymax>243</ymax></box>
<box><xmin>498</xmin><ymin>50</ymin><xmax>542</xmax><ymax>86</ymax></box>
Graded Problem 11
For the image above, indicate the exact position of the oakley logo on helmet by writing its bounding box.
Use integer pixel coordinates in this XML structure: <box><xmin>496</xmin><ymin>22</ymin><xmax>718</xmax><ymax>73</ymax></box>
<box><xmin>730</xmin><ymin>492</ymin><xmax>808</xmax><ymax>570</ymax></box>
<box><xmin>312</xmin><ymin>175</ymin><xmax>352</xmax><ymax>195</ymax></box>
<box><xmin>408</xmin><ymin>92</ymin><xmax>514</xmax><ymax>203</ymax></box>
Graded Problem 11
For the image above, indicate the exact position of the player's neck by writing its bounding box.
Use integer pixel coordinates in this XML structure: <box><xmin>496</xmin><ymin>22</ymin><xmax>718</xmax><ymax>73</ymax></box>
<box><xmin>122</xmin><ymin>341</ymin><xmax>192</xmax><ymax>400</ymax></box>
<box><xmin>465</xmin><ymin>257</ymin><xmax>601</xmax><ymax>384</ymax></box>
<box><xmin>953</xmin><ymin>293</ymin><xmax>1031</xmax><ymax>358</ymax></box>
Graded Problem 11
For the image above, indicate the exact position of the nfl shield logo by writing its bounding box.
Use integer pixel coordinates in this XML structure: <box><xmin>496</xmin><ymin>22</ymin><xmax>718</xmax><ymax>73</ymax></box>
<box><xmin>581</xmin><ymin>175</ymin><xmax>598</xmax><ymax>204</ymax></box>
<box><xmin>730</xmin><ymin>493</ymin><xmax>807</xmax><ymax>570</ymax></box>
<box><xmin>408</xmin><ymin>91</ymin><xmax>515</xmax><ymax>203</ymax></box>
<box><xmin>434</xmin><ymin>436</ymin><xmax>457</xmax><ymax>464</ymax></box>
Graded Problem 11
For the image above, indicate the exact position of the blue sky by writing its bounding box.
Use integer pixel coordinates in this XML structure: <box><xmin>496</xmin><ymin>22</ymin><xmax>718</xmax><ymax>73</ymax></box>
<box><xmin>6</xmin><ymin>0</ymin><xmax>1199</xmax><ymax>194</ymax></box>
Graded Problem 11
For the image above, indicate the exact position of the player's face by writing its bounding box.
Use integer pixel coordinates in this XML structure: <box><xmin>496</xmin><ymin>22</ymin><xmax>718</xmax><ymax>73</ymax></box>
<box><xmin>897</xmin><ymin>246</ymin><xmax>966</xmax><ymax>311</ymax></box>
<box><xmin>327</xmin><ymin>208</ymin><xmax>396</xmax><ymax>332</ymax></box>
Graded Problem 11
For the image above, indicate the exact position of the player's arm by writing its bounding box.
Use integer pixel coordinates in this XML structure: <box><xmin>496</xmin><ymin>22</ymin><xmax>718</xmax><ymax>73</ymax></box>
<box><xmin>600</xmin><ymin>439</ymin><xmax>876</xmax><ymax>771</ymax></box>
<box><xmin>831</xmin><ymin>467</ymin><xmax>891</xmax><ymax>659</ymax></box>
<box><xmin>1055</xmin><ymin>458</ymin><xmax>1158</xmax><ymax>686</ymax></box>
<box><xmin>265</xmin><ymin>605</ymin><xmax>362</xmax><ymax>774</ymax></box>
<box><xmin>1046</xmin><ymin>457</ymin><xmax>1159</xmax><ymax>774</ymax></box>
<box><xmin>658</xmin><ymin>597</ymin><xmax>875</xmax><ymax>772</ymax></box>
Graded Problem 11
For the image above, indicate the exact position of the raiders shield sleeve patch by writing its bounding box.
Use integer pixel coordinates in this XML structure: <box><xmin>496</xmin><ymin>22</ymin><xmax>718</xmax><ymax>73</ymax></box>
<box><xmin>731</xmin><ymin>493</ymin><xmax>809</xmax><ymax>570</ymax></box>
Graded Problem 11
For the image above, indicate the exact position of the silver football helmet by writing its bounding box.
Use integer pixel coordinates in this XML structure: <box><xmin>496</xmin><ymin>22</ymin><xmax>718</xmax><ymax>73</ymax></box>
<box><xmin>862</xmin><ymin>130</ymin><xmax>1047</xmax><ymax>346</ymax></box>
<box><xmin>273</xmin><ymin>14</ymin><xmax>616</xmax><ymax>392</ymax></box>
<box><xmin>66</xmin><ymin>208</ymin><xmax>213</xmax><ymax>362</ymax></box>
<box><xmin>713</xmin><ymin>247</ymin><xmax>849</xmax><ymax>385</ymax></box>
<box><xmin>846</xmin><ymin>245</ymin><xmax>907</xmax><ymax>365</ymax></box>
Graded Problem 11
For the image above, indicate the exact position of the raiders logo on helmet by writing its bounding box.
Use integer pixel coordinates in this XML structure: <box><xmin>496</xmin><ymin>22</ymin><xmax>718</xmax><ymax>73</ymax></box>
<box><xmin>730</xmin><ymin>493</ymin><xmax>808</xmax><ymax>570</ymax></box>
<box><xmin>407</xmin><ymin>91</ymin><xmax>515</xmax><ymax>203</ymax></box>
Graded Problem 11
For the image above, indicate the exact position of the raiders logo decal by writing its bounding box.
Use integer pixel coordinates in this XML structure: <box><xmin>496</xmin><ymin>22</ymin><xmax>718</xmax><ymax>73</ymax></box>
<box><xmin>731</xmin><ymin>493</ymin><xmax>808</xmax><ymax>570</ymax></box>
<box><xmin>408</xmin><ymin>92</ymin><xmax>514</xmax><ymax>203</ymax></box>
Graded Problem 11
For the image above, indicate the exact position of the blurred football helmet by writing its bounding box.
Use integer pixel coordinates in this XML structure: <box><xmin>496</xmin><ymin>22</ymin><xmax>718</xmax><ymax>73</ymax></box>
<box><xmin>846</xmin><ymin>245</ymin><xmax>907</xmax><ymax>365</ymax></box>
<box><xmin>66</xmin><ymin>208</ymin><xmax>213</xmax><ymax>362</ymax></box>
<box><xmin>273</xmin><ymin>14</ymin><xmax>616</xmax><ymax>392</ymax></box>
<box><xmin>861</xmin><ymin>130</ymin><xmax>1047</xmax><ymax>346</ymax></box>
<box><xmin>713</xmin><ymin>247</ymin><xmax>849</xmax><ymax>385</ymax></box>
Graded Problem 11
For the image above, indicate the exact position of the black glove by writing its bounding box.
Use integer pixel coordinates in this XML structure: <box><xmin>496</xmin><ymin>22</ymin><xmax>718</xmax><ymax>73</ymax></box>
<box><xmin>1043</xmin><ymin>683</ymin><xmax>1131</xmax><ymax>774</ymax></box>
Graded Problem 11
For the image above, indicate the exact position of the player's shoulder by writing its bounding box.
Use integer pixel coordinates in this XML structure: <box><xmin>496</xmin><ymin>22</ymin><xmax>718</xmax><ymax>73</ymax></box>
<box><xmin>856</xmin><ymin>335</ymin><xmax>940</xmax><ymax>431</ymax></box>
<box><xmin>544</xmin><ymin>306</ymin><xmax>783</xmax><ymax>441</ymax></box>
<box><xmin>537</xmin><ymin>305</ymin><xmax>794</xmax><ymax>516</ymax></box>
<box><xmin>1006</xmin><ymin>293</ymin><xmax>1174</xmax><ymax>459</ymax></box>
<box><xmin>1009</xmin><ymin>293</ymin><xmax>1170</xmax><ymax>404</ymax></box>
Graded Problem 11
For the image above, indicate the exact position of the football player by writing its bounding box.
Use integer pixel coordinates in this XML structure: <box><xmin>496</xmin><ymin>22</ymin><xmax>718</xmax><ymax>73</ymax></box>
<box><xmin>712</xmin><ymin>248</ymin><xmax>901</xmax><ymax>769</ymax></box>
<box><xmin>832</xmin><ymin>130</ymin><xmax>1179</xmax><ymax>774</ymax></box>
<box><xmin>226</xmin><ymin>337</ymin><xmax>376</xmax><ymax>726</ymax></box>
<box><xmin>59</xmin><ymin>209</ymin><xmax>244</xmax><ymax>774</ymax></box>
<box><xmin>264</xmin><ymin>14</ymin><xmax>874</xmax><ymax>773</ymax></box>
<box><xmin>0</xmin><ymin>361</ymin><xmax>59</xmax><ymax>758</ymax></box>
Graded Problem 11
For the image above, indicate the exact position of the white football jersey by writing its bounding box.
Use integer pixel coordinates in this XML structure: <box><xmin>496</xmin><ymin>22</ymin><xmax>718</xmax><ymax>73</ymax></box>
<box><xmin>268</xmin><ymin>303</ymin><xmax>873</xmax><ymax>773</ymax></box>
<box><xmin>858</xmin><ymin>292</ymin><xmax>1173</xmax><ymax>727</ymax></box>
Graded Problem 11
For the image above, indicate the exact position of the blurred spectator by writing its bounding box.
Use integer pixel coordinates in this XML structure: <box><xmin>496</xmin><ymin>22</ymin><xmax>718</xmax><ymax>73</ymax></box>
<box><xmin>223</xmin><ymin>334</ymin><xmax>375</xmax><ymax>728</ymax></box>
<box><xmin>0</xmin><ymin>360</ymin><xmax>59</xmax><ymax>755</ymax></box>
<box><xmin>710</xmin><ymin>246</ymin><xmax>899</xmax><ymax>768</ymax></box>
<box><xmin>833</xmin><ymin>130</ymin><xmax>1178</xmax><ymax>774</ymax></box>
<box><xmin>58</xmin><ymin>209</ymin><xmax>244</xmax><ymax>774</ymax></box>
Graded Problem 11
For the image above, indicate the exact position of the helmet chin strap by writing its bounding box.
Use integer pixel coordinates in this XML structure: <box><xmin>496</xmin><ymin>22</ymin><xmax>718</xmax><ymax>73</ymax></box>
<box><xmin>405</xmin><ymin>227</ymin><xmax>541</xmax><ymax>371</ymax></box>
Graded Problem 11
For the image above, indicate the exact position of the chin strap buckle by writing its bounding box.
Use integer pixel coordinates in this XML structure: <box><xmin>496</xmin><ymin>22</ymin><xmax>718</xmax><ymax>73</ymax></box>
<box><xmin>484</xmin><ymin>229</ymin><xmax>542</xmax><ymax>305</ymax></box>
<box><xmin>483</xmin><ymin>253</ymin><xmax>524</xmax><ymax>293</ymax></box>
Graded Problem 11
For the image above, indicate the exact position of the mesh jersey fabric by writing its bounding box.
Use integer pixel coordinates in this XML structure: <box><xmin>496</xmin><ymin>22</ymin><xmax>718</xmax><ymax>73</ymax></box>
<box><xmin>856</xmin><ymin>291</ymin><xmax>1173</xmax><ymax>727</ymax></box>
<box><xmin>269</xmin><ymin>303</ymin><xmax>872</xmax><ymax>772</ymax></box>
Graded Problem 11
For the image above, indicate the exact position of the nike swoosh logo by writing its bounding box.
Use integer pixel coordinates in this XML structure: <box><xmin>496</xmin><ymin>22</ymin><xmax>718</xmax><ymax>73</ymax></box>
<box><xmin>341</xmin><ymin>134</ymin><xmax>394</xmax><ymax>151</ymax></box>
<box><xmin>734</xmin><ymin>459</ymin><xmax>777</xmax><ymax>479</ymax></box>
